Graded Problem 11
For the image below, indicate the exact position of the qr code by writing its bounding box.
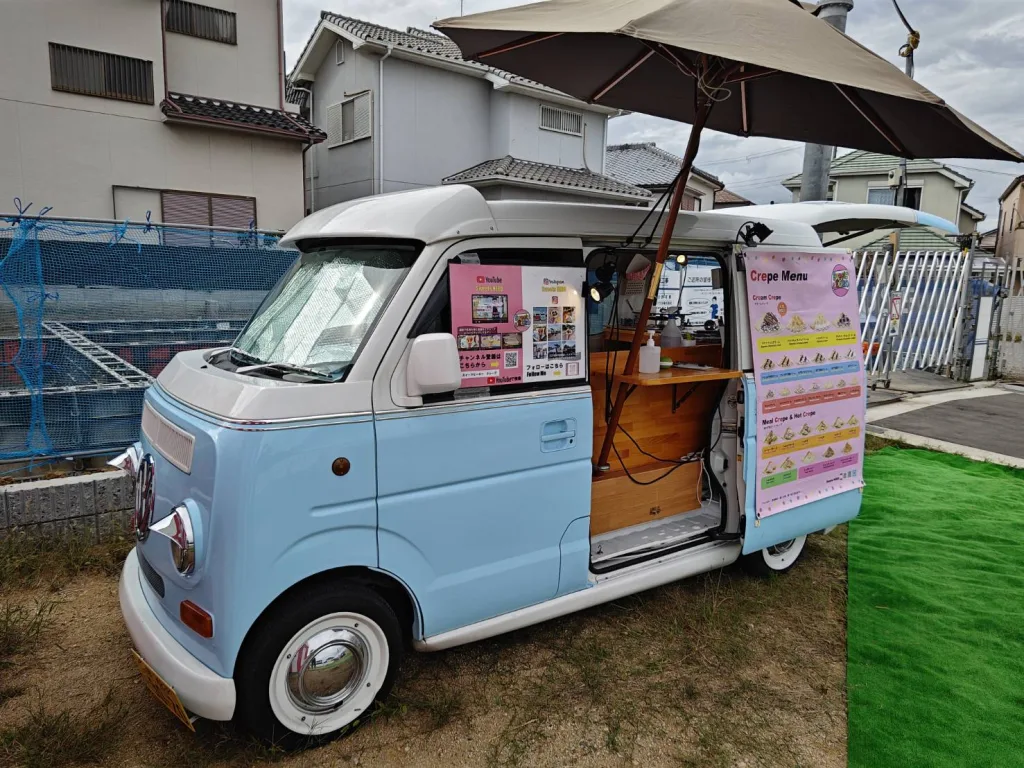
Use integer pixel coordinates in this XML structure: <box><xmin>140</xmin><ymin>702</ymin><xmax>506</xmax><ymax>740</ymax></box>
<box><xmin>566</xmin><ymin>362</ymin><xmax>579</xmax><ymax>376</ymax></box>
<box><xmin>504</xmin><ymin>350</ymin><xmax>519</xmax><ymax>368</ymax></box>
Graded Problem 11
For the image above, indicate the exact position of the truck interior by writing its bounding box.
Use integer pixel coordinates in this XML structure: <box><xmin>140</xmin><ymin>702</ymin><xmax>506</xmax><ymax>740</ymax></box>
<box><xmin>586</xmin><ymin>246</ymin><xmax>739</xmax><ymax>572</ymax></box>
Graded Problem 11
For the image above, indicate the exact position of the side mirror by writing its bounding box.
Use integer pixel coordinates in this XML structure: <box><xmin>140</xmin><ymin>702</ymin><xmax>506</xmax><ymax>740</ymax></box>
<box><xmin>407</xmin><ymin>333</ymin><xmax>462</xmax><ymax>396</ymax></box>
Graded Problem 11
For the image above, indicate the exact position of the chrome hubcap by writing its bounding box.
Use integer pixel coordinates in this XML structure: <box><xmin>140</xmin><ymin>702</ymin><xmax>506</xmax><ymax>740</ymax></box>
<box><xmin>285</xmin><ymin>628</ymin><xmax>369</xmax><ymax>713</ymax></box>
<box><xmin>767</xmin><ymin>539</ymin><xmax>795</xmax><ymax>557</ymax></box>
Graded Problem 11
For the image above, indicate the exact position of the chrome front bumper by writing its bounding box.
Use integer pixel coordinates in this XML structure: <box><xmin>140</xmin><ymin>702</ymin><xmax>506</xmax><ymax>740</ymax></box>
<box><xmin>119</xmin><ymin>549</ymin><xmax>236</xmax><ymax>721</ymax></box>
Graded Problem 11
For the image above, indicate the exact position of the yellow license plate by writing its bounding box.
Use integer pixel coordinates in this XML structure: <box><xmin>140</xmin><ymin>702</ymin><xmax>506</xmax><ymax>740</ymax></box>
<box><xmin>131</xmin><ymin>650</ymin><xmax>195</xmax><ymax>732</ymax></box>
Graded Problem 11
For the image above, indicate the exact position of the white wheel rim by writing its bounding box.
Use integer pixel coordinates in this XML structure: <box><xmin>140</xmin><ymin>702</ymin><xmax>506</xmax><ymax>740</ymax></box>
<box><xmin>268</xmin><ymin>612</ymin><xmax>389</xmax><ymax>736</ymax></box>
<box><xmin>762</xmin><ymin>535</ymin><xmax>807</xmax><ymax>570</ymax></box>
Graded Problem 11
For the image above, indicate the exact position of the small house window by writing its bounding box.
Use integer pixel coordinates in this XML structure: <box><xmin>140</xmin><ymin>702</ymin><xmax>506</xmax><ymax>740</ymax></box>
<box><xmin>161</xmin><ymin>190</ymin><xmax>256</xmax><ymax>229</ymax></box>
<box><xmin>539</xmin><ymin>105</ymin><xmax>583</xmax><ymax>136</ymax></box>
<box><xmin>48</xmin><ymin>43</ymin><xmax>154</xmax><ymax>104</ymax></box>
<box><xmin>326</xmin><ymin>93</ymin><xmax>373</xmax><ymax>148</ymax></box>
<box><xmin>336</xmin><ymin>40</ymin><xmax>345</xmax><ymax>65</ymax></box>
<box><xmin>867</xmin><ymin>186</ymin><xmax>920</xmax><ymax>209</ymax></box>
<box><xmin>165</xmin><ymin>0</ymin><xmax>237</xmax><ymax>45</ymax></box>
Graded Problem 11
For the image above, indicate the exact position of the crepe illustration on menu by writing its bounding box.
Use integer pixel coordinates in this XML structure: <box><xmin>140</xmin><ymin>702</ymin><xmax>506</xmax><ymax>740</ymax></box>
<box><xmin>811</xmin><ymin>382</ymin><xmax>821</xmax><ymax>392</ymax></box>
<box><xmin>848</xmin><ymin>415</ymin><xmax>860</xmax><ymax>426</ymax></box>
<box><xmin>816</xmin><ymin>420</ymin><xmax>828</xmax><ymax>433</ymax></box>
<box><xmin>823</xmin><ymin>446</ymin><xmax>836</xmax><ymax>459</ymax></box>
<box><xmin>845</xmin><ymin>349</ymin><xmax>857</xmax><ymax>359</ymax></box>
<box><xmin>763</xmin><ymin>461</ymin><xmax>778</xmax><ymax>475</ymax></box>
<box><xmin>787</xmin><ymin>314</ymin><xmax>807</xmax><ymax>333</ymax></box>
<box><xmin>781</xmin><ymin>457</ymin><xmax>796</xmax><ymax>470</ymax></box>
<box><xmin>761</xmin><ymin>358</ymin><xmax>775</xmax><ymax>370</ymax></box>
<box><xmin>779</xmin><ymin>387</ymin><xmax>791</xmax><ymax>396</ymax></box>
<box><xmin>814</xmin><ymin>352</ymin><xmax>826</xmax><ymax>363</ymax></box>
<box><xmin>766</xmin><ymin>389</ymin><xmax>776</xmax><ymax>399</ymax></box>
<box><xmin>802</xmin><ymin>451</ymin><xmax>816</xmax><ymax>464</ymax></box>
<box><xmin>795</xmin><ymin>384</ymin><xmax>806</xmax><ymax>394</ymax></box>
<box><xmin>760</xmin><ymin>312</ymin><xmax>781</xmax><ymax>333</ymax></box>
<box><xmin>824</xmin><ymin>381</ymin><xmax>835</xmax><ymax>390</ymax></box>
<box><xmin>765</xmin><ymin>430</ymin><xmax>779</xmax><ymax>445</ymax></box>
<box><xmin>830</xmin><ymin>350</ymin><xmax>841</xmax><ymax>361</ymax></box>
<box><xmin>798</xmin><ymin>354</ymin><xmax>809</xmax><ymax>365</ymax></box>
<box><xmin>800</xmin><ymin>423</ymin><xmax>812</xmax><ymax>436</ymax></box>
<box><xmin>838</xmin><ymin>378</ymin><xmax>847</xmax><ymax>388</ymax></box>
<box><xmin>842</xmin><ymin>442</ymin><xmax>854</xmax><ymax>454</ymax></box>
<box><xmin>833</xmin><ymin>417</ymin><xmax>846</xmax><ymax>429</ymax></box>
<box><xmin>780</xmin><ymin>355</ymin><xmax>792</xmax><ymax>368</ymax></box>
<box><xmin>783</xmin><ymin>427</ymin><xmax>796</xmax><ymax>441</ymax></box>
<box><xmin>811</xmin><ymin>313</ymin><xmax>830</xmax><ymax>331</ymax></box>
<box><xmin>836</xmin><ymin>312</ymin><xmax>852</xmax><ymax>329</ymax></box>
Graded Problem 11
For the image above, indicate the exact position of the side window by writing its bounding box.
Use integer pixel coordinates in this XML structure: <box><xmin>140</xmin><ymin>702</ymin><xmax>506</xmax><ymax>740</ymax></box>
<box><xmin>410</xmin><ymin>248</ymin><xmax>587</xmax><ymax>399</ymax></box>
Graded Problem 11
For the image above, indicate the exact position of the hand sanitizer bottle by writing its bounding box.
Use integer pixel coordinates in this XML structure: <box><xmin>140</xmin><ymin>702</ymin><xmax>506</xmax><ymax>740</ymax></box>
<box><xmin>639</xmin><ymin>330</ymin><xmax>661</xmax><ymax>373</ymax></box>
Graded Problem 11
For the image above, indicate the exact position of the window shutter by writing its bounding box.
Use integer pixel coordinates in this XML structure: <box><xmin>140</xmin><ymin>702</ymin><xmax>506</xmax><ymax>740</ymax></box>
<box><xmin>211</xmin><ymin>196</ymin><xmax>256</xmax><ymax>229</ymax></box>
<box><xmin>326</xmin><ymin>102</ymin><xmax>344</xmax><ymax>148</ymax></box>
<box><xmin>352</xmin><ymin>92</ymin><xmax>372</xmax><ymax>141</ymax></box>
<box><xmin>161</xmin><ymin>191</ymin><xmax>211</xmax><ymax>226</ymax></box>
<box><xmin>341</xmin><ymin>100</ymin><xmax>355</xmax><ymax>144</ymax></box>
<box><xmin>539</xmin><ymin>104</ymin><xmax>583</xmax><ymax>136</ymax></box>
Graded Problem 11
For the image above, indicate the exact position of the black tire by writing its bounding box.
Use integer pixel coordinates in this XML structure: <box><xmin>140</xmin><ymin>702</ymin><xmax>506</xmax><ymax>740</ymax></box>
<box><xmin>740</xmin><ymin>534</ymin><xmax>807</xmax><ymax>578</ymax></box>
<box><xmin>233</xmin><ymin>580</ymin><xmax>403</xmax><ymax>750</ymax></box>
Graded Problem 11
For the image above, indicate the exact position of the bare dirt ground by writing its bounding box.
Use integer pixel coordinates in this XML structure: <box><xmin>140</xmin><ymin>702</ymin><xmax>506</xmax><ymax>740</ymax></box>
<box><xmin>0</xmin><ymin>531</ymin><xmax>847</xmax><ymax>768</ymax></box>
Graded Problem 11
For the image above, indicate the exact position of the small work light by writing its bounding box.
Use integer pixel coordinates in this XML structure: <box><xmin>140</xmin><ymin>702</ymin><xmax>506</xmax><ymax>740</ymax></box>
<box><xmin>589</xmin><ymin>264</ymin><xmax>616</xmax><ymax>303</ymax></box>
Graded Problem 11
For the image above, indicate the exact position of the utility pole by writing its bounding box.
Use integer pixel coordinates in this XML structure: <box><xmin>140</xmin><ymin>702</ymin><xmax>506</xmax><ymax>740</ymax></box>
<box><xmin>799</xmin><ymin>0</ymin><xmax>854</xmax><ymax>202</ymax></box>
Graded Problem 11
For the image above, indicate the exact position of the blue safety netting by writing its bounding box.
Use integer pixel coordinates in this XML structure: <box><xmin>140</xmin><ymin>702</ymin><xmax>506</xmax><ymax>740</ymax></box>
<box><xmin>0</xmin><ymin>201</ymin><xmax>297</xmax><ymax>460</ymax></box>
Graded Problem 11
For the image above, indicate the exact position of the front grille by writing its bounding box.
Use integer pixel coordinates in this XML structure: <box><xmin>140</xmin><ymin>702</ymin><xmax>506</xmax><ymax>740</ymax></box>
<box><xmin>142</xmin><ymin>402</ymin><xmax>195</xmax><ymax>474</ymax></box>
<box><xmin>139</xmin><ymin>549</ymin><xmax>165</xmax><ymax>598</ymax></box>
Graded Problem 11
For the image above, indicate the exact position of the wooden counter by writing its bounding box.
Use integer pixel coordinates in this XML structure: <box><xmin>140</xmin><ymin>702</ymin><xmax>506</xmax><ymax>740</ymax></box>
<box><xmin>615</xmin><ymin>366</ymin><xmax>741</xmax><ymax>388</ymax></box>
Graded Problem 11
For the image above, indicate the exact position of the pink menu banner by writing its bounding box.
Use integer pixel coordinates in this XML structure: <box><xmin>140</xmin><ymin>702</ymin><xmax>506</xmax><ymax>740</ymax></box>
<box><xmin>745</xmin><ymin>248</ymin><xmax>866</xmax><ymax>518</ymax></box>
<box><xmin>449</xmin><ymin>263</ymin><xmax>586</xmax><ymax>389</ymax></box>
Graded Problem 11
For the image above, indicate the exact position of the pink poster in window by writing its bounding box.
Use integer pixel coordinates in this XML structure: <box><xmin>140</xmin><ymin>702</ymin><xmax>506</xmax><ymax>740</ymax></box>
<box><xmin>745</xmin><ymin>248</ymin><xmax>865</xmax><ymax>518</ymax></box>
<box><xmin>449</xmin><ymin>263</ymin><xmax>586</xmax><ymax>388</ymax></box>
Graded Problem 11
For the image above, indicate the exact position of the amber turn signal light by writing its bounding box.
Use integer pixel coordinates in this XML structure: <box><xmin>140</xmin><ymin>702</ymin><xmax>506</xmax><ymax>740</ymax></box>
<box><xmin>180</xmin><ymin>600</ymin><xmax>213</xmax><ymax>638</ymax></box>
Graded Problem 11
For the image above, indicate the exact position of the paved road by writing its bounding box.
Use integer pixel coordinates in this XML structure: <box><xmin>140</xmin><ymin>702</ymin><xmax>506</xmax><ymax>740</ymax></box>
<box><xmin>872</xmin><ymin>390</ymin><xmax>1024</xmax><ymax>460</ymax></box>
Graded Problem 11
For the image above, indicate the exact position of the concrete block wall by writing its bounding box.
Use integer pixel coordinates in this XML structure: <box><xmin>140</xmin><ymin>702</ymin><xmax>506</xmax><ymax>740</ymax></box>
<box><xmin>0</xmin><ymin>470</ymin><xmax>134</xmax><ymax>541</ymax></box>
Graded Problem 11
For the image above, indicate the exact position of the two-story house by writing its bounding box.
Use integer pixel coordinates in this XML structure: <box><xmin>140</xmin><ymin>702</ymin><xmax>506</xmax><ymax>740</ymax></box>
<box><xmin>287</xmin><ymin>13</ymin><xmax>652</xmax><ymax>211</ymax></box>
<box><xmin>0</xmin><ymin>0</ymin><xmax>324</xmax><ymax>231</ymax></box>
<box><xmin>605</xmin><ymin>142</ymin><xmax>725</xmax><ymax>212</ymax></box>
<box><xmin>996</xmin><ymin>175</ymin><xmax>1024</xmax><ymax>269</ymax></box>
<box><xmin>782</xmin><ymin>151</ymin><xmax>985</xmax><ymax>250</ymax></box>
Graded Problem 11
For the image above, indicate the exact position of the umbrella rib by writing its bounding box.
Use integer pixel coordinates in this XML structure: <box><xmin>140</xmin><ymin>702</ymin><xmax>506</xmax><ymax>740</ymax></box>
<box><xmin>834</xmin><ymin>84</ymin><xmax>907</xmax><ymax>155</ymax></box>
<box><xmin>741</xmin><ymin>69</ymin><xmax>749</xmax><ymax>135</ymax></box>
<box><xmin>643</xmin><ymin>41</ymin><xmax>699</xmax><ymax>79</ymax></box>
<box><xmin>589</xmin><ymin>50</ymin><xmax>655</xmax><ymax>103</ymax></box>
<box><xmin>474</xmin><ymin>32</ymin><xmax>564</xmax><ymax>60</ymax></box>
<box><xmin>725</xmin><ymin>68</ymin><xmax>778</xmax><ymax>84</ymax></box>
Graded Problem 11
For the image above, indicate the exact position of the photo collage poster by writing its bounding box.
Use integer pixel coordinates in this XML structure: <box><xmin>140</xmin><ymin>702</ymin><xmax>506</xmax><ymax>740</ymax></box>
<box><xmin>744</xmin><ymin>249</ymin><xmax>866</xmax><ymax>518</ymax></box>
<box><xmin>449</xmin><ymin>263</ymin><xmax>587</xmax><ymax>388</ymax></box>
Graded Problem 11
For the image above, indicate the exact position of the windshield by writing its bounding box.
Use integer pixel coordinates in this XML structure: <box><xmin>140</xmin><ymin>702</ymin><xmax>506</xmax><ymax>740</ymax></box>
<box><xmin>233</xmin><ymin>243</ymin><xmax>418</xmax><ymax>378</ymax></box>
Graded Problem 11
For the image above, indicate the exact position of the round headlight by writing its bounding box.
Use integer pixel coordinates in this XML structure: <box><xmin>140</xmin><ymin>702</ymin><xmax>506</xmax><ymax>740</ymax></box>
<box><xmin>150</xmin><ymin>503</ymin><xmax>195</xmax><ymax>576</ymax></box>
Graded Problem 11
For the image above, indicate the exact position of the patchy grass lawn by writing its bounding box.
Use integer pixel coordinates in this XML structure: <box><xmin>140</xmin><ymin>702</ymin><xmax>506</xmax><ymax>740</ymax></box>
<box><xmin>1</xmin><ymin>531</ymin><xmax>848</xmax><ymax>768</ymax></box>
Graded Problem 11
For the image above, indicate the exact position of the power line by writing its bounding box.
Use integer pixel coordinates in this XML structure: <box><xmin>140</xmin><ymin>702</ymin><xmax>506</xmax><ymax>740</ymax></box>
<box><xmin>697</xmin><ymin>146</ymin><xmax>801</xmax><ymax>167</ymax></box>
<box><xmin>947</xmin><ymin>164</ymin><xmax>1021</xmax><ymax>178</ymax></box>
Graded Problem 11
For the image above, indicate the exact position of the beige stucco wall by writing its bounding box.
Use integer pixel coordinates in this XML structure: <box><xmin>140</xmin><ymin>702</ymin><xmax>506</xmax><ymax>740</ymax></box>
<box><xmin>0</xmin><ymin>0</ymin><xmax>302</xmax><ymax>230</ymax></box>
<box><xmin>997</xmin><ymin>184</ymin><xmax>1024</xmax><ymax>264</ymax></box>
<box><xmin>164</xmin><ymin>0</ymin><xmax>282</xmax><ymax>108</ymax></box>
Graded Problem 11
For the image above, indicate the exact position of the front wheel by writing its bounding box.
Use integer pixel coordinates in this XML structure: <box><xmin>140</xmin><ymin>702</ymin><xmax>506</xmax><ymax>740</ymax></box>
<box><xmin>233</xmin><ymin>581</ymin><xmax>403</xmax><ymax>749</ymax></box>
<box><xmin>741</xmin><ymin>534</ymin><xmax>807</xmax><ymax>577</ymax></box>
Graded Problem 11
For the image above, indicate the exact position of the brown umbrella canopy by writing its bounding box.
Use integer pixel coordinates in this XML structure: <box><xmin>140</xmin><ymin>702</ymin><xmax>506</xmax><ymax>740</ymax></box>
<box><xmin>436</xmin><ymin>0</ymin><xmax>1021</xmax><ymax>161</ymax></box>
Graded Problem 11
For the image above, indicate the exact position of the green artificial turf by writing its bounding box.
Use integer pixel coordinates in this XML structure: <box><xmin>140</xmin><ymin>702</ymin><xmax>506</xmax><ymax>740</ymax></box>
<box><xmin>849</xmin><ymin>448</ymin><xmax>1024</xmax><ymax>767</ymax></box>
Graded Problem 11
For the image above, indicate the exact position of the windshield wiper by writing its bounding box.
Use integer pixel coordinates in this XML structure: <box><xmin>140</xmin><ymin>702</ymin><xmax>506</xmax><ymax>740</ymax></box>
<box><xmin>234</xmin><ymin>360</ymin><xmax>339</xmax><ymax>382</ymax></box>
<box><xmin>220</xmin><ymin>346</ymin><xmax>264</xmax><ymax>367</ymax></box>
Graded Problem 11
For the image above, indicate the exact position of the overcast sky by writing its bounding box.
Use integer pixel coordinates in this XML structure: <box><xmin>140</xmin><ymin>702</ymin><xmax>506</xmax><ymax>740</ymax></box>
<box><xmin>283</xmin><ymin>0</ymin><xmax>1024</xmax><ymax>227</ymax></box>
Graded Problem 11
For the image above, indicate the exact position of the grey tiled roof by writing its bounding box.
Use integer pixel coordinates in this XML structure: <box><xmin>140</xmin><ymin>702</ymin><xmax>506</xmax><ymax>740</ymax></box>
<box><xmin>317</xmin><ymin>13</ymin><xmax>568</xmax><ymax>97</ymax></box>
<box><xmin>784</xmin><ymin>151</ymin><xmax>971</xmax><ymax>186</ymax></box>
<box><xmin>162</xmin><ymin>92</ymin><xmax>326</xmax><ymax>142</ymax></box>
<box><xmin>605</xmin><ymin>143</ymin><xmax>722</xmax><ymax>190</ymax></box>
<box><xmin>443</xmin><ymin>156</ymin><xmax>652</xmax><ymax>199</ymax></box>
<box><xmin>863</xmin><ymin>226</ymin><xmax>961</xmax><ymax>251</ymax></box>
<box><xmin>285</xmin><ymin>83</ymin><xmax>309</xmax><ymax>109</ymax></box>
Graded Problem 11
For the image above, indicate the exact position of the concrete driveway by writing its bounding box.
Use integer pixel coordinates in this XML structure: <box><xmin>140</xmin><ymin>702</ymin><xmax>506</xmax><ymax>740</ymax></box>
<box><xmin>868</xmin><ymin>386</ymin><xmax>1024</xmax><ymax>467</ymax></box>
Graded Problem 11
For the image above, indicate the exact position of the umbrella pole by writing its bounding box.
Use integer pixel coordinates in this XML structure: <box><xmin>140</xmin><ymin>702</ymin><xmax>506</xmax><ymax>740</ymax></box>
<box><xmin>596</xmin><ymin>97</ymin><xmax>714</xmax><ymax>472</ymax></box>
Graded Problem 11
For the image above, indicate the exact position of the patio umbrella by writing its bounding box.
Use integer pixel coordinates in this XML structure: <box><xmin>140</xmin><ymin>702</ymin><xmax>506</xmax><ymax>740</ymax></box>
<box><xmin>435</xmin><ymin>0</ymin><xmax>1021</xmax><ymax>470</ymax></box>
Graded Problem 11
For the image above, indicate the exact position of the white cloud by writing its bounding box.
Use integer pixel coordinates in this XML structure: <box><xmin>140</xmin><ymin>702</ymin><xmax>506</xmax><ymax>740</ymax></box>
<box><xmin>284</xmin><ymin>0</ymin><xmax>1024</xmax><ymax>225</ymax></box>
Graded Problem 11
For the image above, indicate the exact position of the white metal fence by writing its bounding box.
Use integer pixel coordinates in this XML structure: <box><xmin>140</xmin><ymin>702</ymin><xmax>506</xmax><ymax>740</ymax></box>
<box><xmin>855</xmin><ymin>249</ymin><xmax>973</xmax><ymax>380</ymax></box>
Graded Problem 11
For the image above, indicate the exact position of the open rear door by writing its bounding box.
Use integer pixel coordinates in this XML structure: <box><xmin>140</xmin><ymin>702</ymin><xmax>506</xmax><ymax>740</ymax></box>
<box><xmin>737</xmin><ymin>245</ymin><xmax>866</xmax><ymax>554</ymax></box>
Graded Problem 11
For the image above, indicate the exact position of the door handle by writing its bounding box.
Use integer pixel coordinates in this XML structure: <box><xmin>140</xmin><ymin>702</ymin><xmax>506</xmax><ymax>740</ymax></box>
<box><xmin>541</xmin><ymin>430</ymin><xmax>576</xmax><ymax>443</ymax></box>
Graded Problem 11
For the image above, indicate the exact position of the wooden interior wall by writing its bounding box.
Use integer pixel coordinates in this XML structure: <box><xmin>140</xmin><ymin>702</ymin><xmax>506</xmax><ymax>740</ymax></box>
<box><xmin>590</xmin><ymin>346</ymin><xmax>725</xmax><ymax>473</ymax></box>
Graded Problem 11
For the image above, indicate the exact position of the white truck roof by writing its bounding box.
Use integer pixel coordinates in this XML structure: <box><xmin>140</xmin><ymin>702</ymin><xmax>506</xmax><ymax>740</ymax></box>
<box><xmin>280</xmin><ymin>186</ymin><xmax>956</xmax><ymax>251</ymax></box>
